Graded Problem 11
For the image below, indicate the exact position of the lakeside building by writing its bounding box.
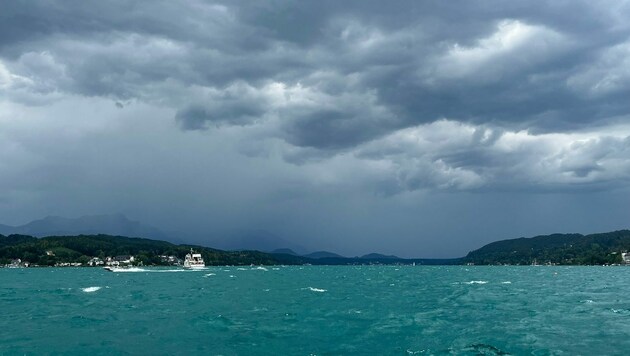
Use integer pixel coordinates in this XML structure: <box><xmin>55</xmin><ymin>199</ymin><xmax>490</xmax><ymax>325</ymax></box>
<box><xmin>160</xmin><ymin>255</ymin><xmax>182</xmax><ymax>265</ymax></box>
<box><xmin>88</xmin><ymin>257</ymin><xmax>104</xmax><ymax>266</ymax></box>
<box><xmin>55</xmin><ymin>262</ymin><xmax>82</xmax><ymax>267</ymax></box>
<box><xmin>7</xmin><ymin>259</ymin><xmax>29</xmax><ymax>268</ymax></box>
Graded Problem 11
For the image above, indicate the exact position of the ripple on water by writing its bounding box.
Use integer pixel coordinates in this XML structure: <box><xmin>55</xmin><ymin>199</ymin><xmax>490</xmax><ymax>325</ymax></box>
<box><xmin>2</xmin><ymin>266</ymin><xmax>630</xmax><ymax>355</ymax></box>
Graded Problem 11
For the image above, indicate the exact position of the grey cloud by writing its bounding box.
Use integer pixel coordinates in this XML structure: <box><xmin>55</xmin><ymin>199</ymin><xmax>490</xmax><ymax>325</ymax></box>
<box><xmin>4</xmin><ymin>0</ymin><xmax>630</xmax><ymax>259</ymax></box>
<box><xmin>175</xmin><ymin>82</ymin><xmax>270</xmax><ymax>129</ymax></box>
<box><xmin>176</xmin><ymin>102</ymin><xmax>263</xmax><ymax>130</ymax></box>
<box><xmin>280</xmin><ymin>94</ymin><xmax>399</xmax><ymax>150</ymax></box>
<box><xmin>354</xmin><ymin>120</ymin><xmax>630</xmax><ymax>193</ymax></box>
<box><xmin>1</xmin><ymin>0</ymin><xmax>630</xmax><ymax>153</ymax></box>
<box><xmin>282</xmin><ymin>109</ymin><xmax>371</xmax><ymax>149</ymax></box>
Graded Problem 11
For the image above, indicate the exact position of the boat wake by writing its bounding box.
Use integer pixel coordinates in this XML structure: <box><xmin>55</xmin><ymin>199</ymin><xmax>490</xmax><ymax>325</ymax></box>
<box><xmin>104</xmin><ymin>267</ymin><xmax>205</xmax><ymax>273</ymax></box>
<box><xmin>105</xmin><ymin>267</ymin><xmax>147</xmax><ymax>273</ymax></box>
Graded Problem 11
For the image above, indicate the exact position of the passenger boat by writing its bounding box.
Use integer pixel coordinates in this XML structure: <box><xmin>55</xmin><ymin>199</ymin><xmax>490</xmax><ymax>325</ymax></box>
<box><xmin>184</xmin><ymin>248</ymin><xmax>205</xmax><ymax>269</ymax></box>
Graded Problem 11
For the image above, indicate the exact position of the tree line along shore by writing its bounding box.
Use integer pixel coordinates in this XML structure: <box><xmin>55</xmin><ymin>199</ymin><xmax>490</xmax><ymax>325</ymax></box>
<box><xmin>2</xmin><ymin>230</ymin><xmax>630</xmax><ymax>267</ymax></box>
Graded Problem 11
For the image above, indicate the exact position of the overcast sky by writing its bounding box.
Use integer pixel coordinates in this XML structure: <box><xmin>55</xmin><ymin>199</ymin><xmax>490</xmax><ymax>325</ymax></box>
<box><xmin>1</xmin><ymin>0</ymin><xmax>630</xmax><ymax>257</ymax></box>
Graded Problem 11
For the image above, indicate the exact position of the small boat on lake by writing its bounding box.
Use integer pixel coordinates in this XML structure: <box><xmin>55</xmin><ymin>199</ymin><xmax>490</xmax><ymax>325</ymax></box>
<box><xmin>184</xmin><ymin>248</ymin><xmax>205</xmax><ymax>269</ymax></box>
<box><xmin>103</xmin><ymin>266</ymin><xmax>129</xmax><ymax>272</ymax></box>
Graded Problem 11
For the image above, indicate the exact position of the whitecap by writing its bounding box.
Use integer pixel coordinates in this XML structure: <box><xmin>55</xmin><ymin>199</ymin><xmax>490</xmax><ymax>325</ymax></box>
<box><xmin>254</xmin><ymin>266</ymin><xmax>268</xmax><ymax>271</ymax></box>
<box><xmin>237</xmin><ymin>268</ymin><xmax>247</xmax><ymax>271</ymax></box>
<box><xmin>464</xmin><ymin>281</ymin><xmax>488</xmax><ymax>284</ymax></box>
<box><xmin>306</xmin><ymin>287</ymin><xmax>327</xmax><ymax>293</ymax></box>
<box><xmin>204</xmin><ymin>273</ymin><xmax>216</xmax><ymax>277</ymax></box>
<box><xmin>501</xmin><ymin>281</ymin><xmax>512</xmax><ymax>284</ymax></box>
<box><xmin>81</xmin><ymin>286</ymin><xmax>102</xmax><ymax>293</ymax></box>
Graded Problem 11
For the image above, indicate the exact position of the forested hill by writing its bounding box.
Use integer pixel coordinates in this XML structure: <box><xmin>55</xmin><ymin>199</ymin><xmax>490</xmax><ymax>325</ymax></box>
<box><xmin>0</xmin><ymin>234</ymin><xmax>282</xmax><ymax>266</ymax></box>
<box><xmin>464</xmin><ymin>230</ymin><xmax>630</xmax><ymax>265</ymax></box>
<box><xmin>4</xmin><ymin>230</ymin><xmax>630</xmax><ymax>267</ymax></box>
<box><xmin>0</xmin><ymin>233</ymin><xmax>459</xmax><ymax>266</ymax></box>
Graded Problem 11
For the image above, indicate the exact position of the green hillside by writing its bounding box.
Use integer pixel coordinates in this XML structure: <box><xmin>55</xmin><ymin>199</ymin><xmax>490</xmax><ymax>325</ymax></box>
<box><xmin>3</xmin><ymin>229</ymin><xmax>629</xmax><ymax>267</ymax></box>
<box><xmin>0</xmin><ymin>234</ymin><xmax>283</xmax><ymax>266</ymax></box>
<box><xmin>465</xmin><ymin>230</ymin><xmax>630</xmax><ymax>265</ymax></box>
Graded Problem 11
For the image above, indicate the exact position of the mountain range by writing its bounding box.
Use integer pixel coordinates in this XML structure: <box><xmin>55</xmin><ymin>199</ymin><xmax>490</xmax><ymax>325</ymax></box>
<box><xmin>3</xmin><ymin>215</ymin><xmax>629</xmax><ymax>265</ymax></box>
<box><xmin>0</xmin><ymin>215</ymin><xmax>361</xmax><ymax>256</ymax></box>
<box><xmin>0</xmin><ymin>214</ymin><xmax>168</xmax><ymax>240</ymax></box>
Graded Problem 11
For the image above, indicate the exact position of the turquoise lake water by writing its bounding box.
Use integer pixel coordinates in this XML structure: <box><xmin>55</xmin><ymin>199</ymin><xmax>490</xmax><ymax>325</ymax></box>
<box><xmin>1</xmin><ymin>266</ymin><xmax>629</xmax><ymax>355</ymax></box>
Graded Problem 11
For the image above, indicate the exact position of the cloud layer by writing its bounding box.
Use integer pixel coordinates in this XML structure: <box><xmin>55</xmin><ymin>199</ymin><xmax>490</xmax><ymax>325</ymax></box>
<box><xmin>1</xmin><ymin>1</ymin><xmax>630</xmax><ymax>257</ymax></box>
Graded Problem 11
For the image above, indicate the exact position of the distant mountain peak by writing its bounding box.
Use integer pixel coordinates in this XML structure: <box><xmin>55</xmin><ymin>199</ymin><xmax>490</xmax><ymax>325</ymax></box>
<box><xmin>360</xmin><ymin>253</ymin><xmax>400</xmax><ymax>260</ymax></box>
<box><xmin>271</xmin><ymin>248</ymin><xmax>298</xmax><ymax>255</ymax></box>
<box><xmin>0</xmin><ymin>214</ymin><xmax>167</xmax><ymax>241</ymax></box>
<box><xmin>209</xmin><ymin>229</ymin><xmax>307</xmax><ymax>254</ymax></box>
<box><xmin>303</xmin><ymin>251</ymin><xmax>345</xmax><ymax>259</ymax></box>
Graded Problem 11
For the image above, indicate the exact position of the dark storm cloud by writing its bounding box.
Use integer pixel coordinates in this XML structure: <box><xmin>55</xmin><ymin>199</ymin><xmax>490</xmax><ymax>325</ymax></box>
<box><xmin>283</xmin><ymin>109</ymin><xmax>380</xmax><ymax>150</ymax></box>
<box><xmin>2</xmin><ymin>0</ymin><xmax>630</xmax><ymax>191</ymax></box>
<box><xmin>175</xmin><ymin>82</ymin><xmax>270</xmax><ymax>129</ymax></box>
<box><xmin>3</xmin><ymin>0</ymin><xmax>630</xmax><ymax>148</ymax></box>
<box><xmin>2</xmin><ymin>1</ymin><xmax>630</xmax><ymax>257</ymax></box>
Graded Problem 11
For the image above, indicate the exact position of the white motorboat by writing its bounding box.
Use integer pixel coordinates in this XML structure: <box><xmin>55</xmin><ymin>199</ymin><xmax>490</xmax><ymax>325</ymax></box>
<box><xmin>184</xmin><ymin>248</ymin><xmax>205</xmax><ymax>269</ymax></box>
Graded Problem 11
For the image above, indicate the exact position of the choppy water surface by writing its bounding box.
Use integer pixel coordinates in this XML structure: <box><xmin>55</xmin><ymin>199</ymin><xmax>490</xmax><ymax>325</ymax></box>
<box><xmin>1</xmin><ymin>266</ymin><xmax>629</xmax><ymax>355</ymax></box>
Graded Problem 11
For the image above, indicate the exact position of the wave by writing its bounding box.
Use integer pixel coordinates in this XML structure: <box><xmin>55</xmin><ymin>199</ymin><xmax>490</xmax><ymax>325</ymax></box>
<box><xmin>464</xmin><ymin>281</ymin><xmax>488</xmax><ymax>284</ymax></box>
<box><xmin>81</xmin><ymin>286</ymin><xmax>102</xmax><ymax>293</ymax></box>
<box><xmin>464</xmin><ymin>343</ymin><xmax>511</xmax><ymax>355</ymax></box>
<box><xmin>305</xmin><ymin>287</ymin><xmax>327</xmax><ymax>293</ymax></box>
